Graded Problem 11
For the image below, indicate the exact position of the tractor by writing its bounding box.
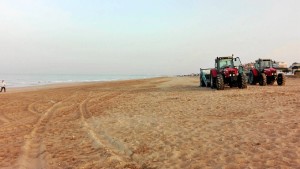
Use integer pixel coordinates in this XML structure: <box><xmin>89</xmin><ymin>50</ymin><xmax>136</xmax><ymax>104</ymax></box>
<box><xmin>210</xmin><ymin>55</ymin><xmax>247</xmax><ymax>90</ymax></box>
<box><xmin>200</xmin><ymin>68</ymin><xmax>211</xmax><ymax>87</ymax></box>
<box><xmin>248</xmin><ymin>58</ymin><xmax>286</xmax><ymax>86</ymax></box>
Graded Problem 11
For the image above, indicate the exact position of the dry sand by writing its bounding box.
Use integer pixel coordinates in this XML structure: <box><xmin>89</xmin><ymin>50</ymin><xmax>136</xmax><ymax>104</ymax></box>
<box><xmin>0</xmin><ymin>77</ymin><xmax>299</xmax><ymax>169</ymax></box>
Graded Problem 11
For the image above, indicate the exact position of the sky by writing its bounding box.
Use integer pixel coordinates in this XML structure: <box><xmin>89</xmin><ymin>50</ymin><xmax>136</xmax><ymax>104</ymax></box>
<box><xmin>0</xmin><ymin>0</ymin><xmax>299</xmax><ymax>75</ymax></box>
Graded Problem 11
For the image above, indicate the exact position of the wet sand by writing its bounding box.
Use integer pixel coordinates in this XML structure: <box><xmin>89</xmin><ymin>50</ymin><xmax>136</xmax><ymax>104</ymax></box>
<box><xmin>0</xmin><ymin>77</ymin><xmax>299</xmax><ymax>169</ymax></box>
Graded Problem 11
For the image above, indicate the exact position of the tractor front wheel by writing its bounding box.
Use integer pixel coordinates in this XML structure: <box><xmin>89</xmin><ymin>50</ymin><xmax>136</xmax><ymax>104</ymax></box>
<box><xmin>277</xmin><ymin>73</ymin><xmax>286</xmax><ymax>86</ymax></box>
<box><xmin>216</xmin><ymin>74</ymin><xmax>224</xmax><ymax>90</ymax></box>
<box><xmin>238</xmin><ymin>73</ymin><xmax>247</xmax><ymax>89</ymax></box>
<box><xmin>259</xmin><ymin>73</ymin><xmax>267</xmax><ymax>86</ymax></box>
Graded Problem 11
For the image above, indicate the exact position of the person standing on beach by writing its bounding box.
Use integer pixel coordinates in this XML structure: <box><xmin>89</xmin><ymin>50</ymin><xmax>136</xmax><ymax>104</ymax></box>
<box><xmin>0</xmin><ymin>80</ymin><xmax>6</xmax><ymax>92</ymax></box>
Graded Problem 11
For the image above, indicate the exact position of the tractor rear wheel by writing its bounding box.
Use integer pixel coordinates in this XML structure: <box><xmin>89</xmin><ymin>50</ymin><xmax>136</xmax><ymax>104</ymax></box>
<box><xmin>238</xmin><ymin>73</ymin><xmax>247</xmax><ymax>89</ymax></box>
<box><xmin>259</xmin><ymin>73</ymin><xmax>267</xmax><ymax>86</ymax></box>
<box><xmin>277</xmin><ymin>73</ymin><xmax>286</xmax><ymax>86</ymax></box>
<box><xmin>249</xmin><ymin>70</ymin><xmax>256</xmax><ymax>85</ymax></box>
<box><xmin>216</xmin><ymin>74</ymin><xmax>224</xmax><ymax>90</ymax></box>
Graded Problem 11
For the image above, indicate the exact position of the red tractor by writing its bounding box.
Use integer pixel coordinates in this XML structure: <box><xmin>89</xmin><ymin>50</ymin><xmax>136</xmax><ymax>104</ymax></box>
<box><xmin>210</xmin><ymin>55</ymin><xmax>247</xmax><ymax>90</ymax></box>
<box><xmin>248</xmin><ymin>58</ymin><xmax>286</xmax><ymax>86</ymax></box>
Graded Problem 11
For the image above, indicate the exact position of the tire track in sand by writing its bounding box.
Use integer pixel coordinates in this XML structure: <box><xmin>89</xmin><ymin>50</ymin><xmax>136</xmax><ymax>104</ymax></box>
<box><xmin>0</xmin><ymin>101</ymin><xmax>41</xmax><ymax>126</ymax></box>
<box><xmin>79</xmin><ymin>92</ymin><xmax>134</xmax><ymax>164</ymax></box>
<box><xmin>16</xmin><ymin>94</ymin><xmax>78</xmax><ymax>169</ymax></box>
<box><xmin>0</xmin><ymin>101</ymin><xmax>28</xmax><ymax>122</ymax></box>
<box><xmin>0</xmin><ymin>111</ymin><xmax>14</xmax><ymax>123</ymax></box>
<box><xmin>0</xmin><ymin>102</ymin><xmax>15</xmax><ymax>123</ymax></box>
<box><xmin>27</xmin><ymin>101</ymin><xmax>42</xmax><ymax>116</ymax></box>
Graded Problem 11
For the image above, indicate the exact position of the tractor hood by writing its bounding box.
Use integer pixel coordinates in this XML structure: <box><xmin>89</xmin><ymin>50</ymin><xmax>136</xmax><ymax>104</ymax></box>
<box><xmin>222</xmin><ymin>67</ymin><xmax>239</xmax><ymax>77</ymax></box>
<box><xmin>264</xmin><ymin>67</ymin><xmax>277</xmax><ymax>76</ymax></box>
<box><xmin>264</xmin><ymin>67</ymin><xmax>276</xmax><ymax>72</ymax></box>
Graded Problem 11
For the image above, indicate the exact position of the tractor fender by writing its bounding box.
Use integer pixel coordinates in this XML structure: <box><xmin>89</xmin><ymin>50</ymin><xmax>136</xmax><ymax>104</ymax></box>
<box><xmin>251</xmin><ymin>68</ymin><xmax>259</xmax><ymax>77</ymax></box>
<box><xmin>210</xmin><ymin>69</ymin><xmax>218</xmax><ymax>78</ymax></box>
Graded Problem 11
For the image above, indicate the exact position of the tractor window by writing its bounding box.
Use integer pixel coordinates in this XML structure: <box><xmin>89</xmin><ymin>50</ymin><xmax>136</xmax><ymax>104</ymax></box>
<box><xmin>260</xmin><ymin>61</ymin><xmax>271</xmax><ymax>68</ymax></box>
<box><xmin>233</xmin><ymin>58</ymin><xmax>242</xmax><ymax>67</ymax></box>
<box><xmin>219</xmin><ymin>59</ymin><xmax>233</xmax><ymax>69</ymax></box>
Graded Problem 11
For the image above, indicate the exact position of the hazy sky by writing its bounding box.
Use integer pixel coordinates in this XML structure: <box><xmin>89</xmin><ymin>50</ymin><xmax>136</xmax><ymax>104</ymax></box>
<box><xmin>0</xmin><ymin>0</ymin><xmax>299</xmax><ymax>75</ymax></box>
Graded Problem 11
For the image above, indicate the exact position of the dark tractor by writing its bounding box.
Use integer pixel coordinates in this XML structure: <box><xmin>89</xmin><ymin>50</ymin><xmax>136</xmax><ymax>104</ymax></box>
<box><xmin>200</xmin><ymin>68</ymin><xmax>211</xmax><ymax>87</ymax></box>
<box><xmin>248</xmin><ymin>58</ymin><xmax>286</xmax><ymax>86</ymax></box>
<box><xmin>210</xmin><ymin>55</ymin><xmax>247</xmax><ymax>90</ymax></box>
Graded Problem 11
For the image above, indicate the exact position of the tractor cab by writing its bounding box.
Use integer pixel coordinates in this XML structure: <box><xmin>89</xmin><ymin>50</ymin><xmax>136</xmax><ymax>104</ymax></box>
<box><xmin>215</xmin><ymin>57</ymin><xmax>234</xmax><ymax>69</ymax></box>
<box><xmin>216</xmin><ymin>56</ymin><xmax>242</xmax><ymax>69</ymax></box>
<box><xmin>255</xmin><ymin>59</ymin><xmax>277</xmax><ymax>76</ymax></box>
<box><xmin>255</xmin><ymin>59</ymin><xmax>275</xmax><ymax>70</ymax></box>
<box><xmin>215</xmin><ymin>56</ymin><xmax>244</xmax><ymax>76</ymax></box>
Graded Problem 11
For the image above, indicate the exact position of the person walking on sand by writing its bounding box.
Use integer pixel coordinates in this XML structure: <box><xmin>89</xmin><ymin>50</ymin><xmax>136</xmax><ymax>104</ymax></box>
<box><xmin>0</xmin><ymin>80</ymin><xmax>6</xmax><ymax>92</ymax></box>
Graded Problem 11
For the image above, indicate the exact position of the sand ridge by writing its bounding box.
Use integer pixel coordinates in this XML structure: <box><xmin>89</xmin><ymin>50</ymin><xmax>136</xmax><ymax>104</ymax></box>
<box><xmin>0</xmin><ymin>77</ymin><xmax>299</xmax><ymax>168</ymax></box>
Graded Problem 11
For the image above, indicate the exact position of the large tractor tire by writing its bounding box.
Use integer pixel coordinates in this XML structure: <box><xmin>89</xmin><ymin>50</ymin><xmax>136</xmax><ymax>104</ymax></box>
<box><xmin>238</xmin><ymin>73</ymin><xmax>247</xmax><ymax>89</ymax></box>
<box><xmin>248</xmin><ymin>70</ymin><xmax>257</xmax><ymax>85</ymax></box>
<box><xmin>259</xmin><ymin>73</ymin><xmax>267</xmax><ymax>86</ymax></box>
<box><xmin>216</xmin><ymin>74</ymin><xmax>224</xmax><ymax>90</ymax></box>
<box><xmin>277</xmin><ymin>73</ymin><xmax>286</xmax><ymax>86</ymax></box>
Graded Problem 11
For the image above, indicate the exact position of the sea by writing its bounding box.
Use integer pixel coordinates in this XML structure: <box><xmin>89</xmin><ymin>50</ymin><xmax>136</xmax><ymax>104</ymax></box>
<box><xmin>0</xmin><ymin>74</ymin><xmax>161</xmax><ymax>88</ymax></box>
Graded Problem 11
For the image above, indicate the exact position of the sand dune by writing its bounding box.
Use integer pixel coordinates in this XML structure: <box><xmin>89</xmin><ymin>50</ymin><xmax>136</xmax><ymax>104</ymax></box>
<box><xmin>0</xmin><ymin>77</ymin><xmax>299</xmax><ymax>168</ymax></box>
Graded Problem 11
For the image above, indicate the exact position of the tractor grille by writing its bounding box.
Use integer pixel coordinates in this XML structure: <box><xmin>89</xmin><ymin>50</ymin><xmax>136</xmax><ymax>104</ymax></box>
<box><xmin>229</xmin><ymin>71</ymin><xmax>236</xmax><ymax>76</ymax></box>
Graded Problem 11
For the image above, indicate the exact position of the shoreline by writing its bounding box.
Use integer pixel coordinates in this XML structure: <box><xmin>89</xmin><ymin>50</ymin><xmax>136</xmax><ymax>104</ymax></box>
<box><xmin>1</xmin><ymin>74</ymin><xmax>164</xmax><ymax>90</ymax></box>
<box><xmin>4</xmin><ymin>76</ymin><xmax>167</xmax><ymax>93</ymax></box>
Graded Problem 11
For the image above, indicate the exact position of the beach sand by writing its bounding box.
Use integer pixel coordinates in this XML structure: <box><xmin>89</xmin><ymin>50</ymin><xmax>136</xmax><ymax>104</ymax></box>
<box><xmin>0</xmin><ymin>77</ymin><xmax>299</xmax><ymax>169</ymax></box>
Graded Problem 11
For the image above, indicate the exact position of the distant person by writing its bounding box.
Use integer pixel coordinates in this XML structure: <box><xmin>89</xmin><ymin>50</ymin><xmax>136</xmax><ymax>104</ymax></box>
<box><xmin>0</xmin><ymin>80</ymin><xmax>6</xmax><ymax>92</ymax></box>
